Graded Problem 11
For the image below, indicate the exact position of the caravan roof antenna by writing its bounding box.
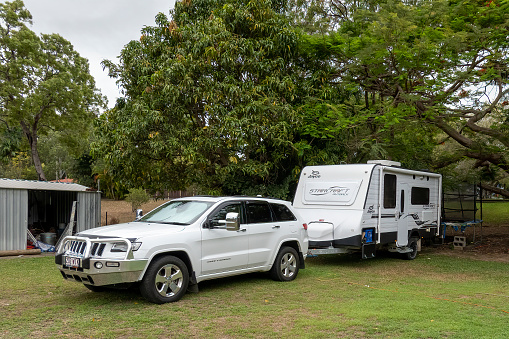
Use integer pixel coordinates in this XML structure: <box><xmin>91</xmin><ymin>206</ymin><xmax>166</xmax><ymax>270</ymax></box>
<box><xmin>367</xmin><ymin>160</ymin><xmax>401</xmax><ymax>167</ymax></box>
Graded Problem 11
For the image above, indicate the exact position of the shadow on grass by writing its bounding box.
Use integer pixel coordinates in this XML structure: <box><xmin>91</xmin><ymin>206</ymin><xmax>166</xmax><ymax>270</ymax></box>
<box><xmin>59</xmin><ymin>283</ymin><xmax>145</xmax><ymax>306</ymax></box>
<box><xmin>306</xmin><ymin>249</ymin><xmax>406</xmax><ymax>267</ymax></box>
<box><xmin>58</xmin><ymin>251</ymin><xmax>416</xmax><ymax>305</ymax></box>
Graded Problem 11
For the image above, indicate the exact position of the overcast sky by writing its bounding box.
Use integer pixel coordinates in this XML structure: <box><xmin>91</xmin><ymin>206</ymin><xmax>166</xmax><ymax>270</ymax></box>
<box><xmin>21</xmin><ymin>0</ymin><xmax>176</xmax><ymax>108</ymax></box>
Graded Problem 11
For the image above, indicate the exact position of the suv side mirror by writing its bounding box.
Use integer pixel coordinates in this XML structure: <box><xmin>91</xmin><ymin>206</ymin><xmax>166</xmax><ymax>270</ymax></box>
<box><xmin>225</xmin><ymin>212</ymin><xmax>240</xmax><ymax>231</ymax></box>
<box><xmin>135</xmin><ymin>209</ymin><xmax>143</xmax><ymax>221</ymax></box>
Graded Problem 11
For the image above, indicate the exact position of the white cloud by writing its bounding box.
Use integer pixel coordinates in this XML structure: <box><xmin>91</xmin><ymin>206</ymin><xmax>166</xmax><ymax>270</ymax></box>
<box><xmin>21</xmin><ymin>0</ymin><xmax>176</xmax><ymax>108</ymax></box>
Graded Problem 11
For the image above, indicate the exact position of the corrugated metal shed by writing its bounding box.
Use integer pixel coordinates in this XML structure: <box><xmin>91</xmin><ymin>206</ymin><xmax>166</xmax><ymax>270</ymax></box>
<box><xmin>77</xmin><ymin>192</ymin><xmax>101</xmax><ymax>233</ymax></box>
<box><xmin>0</xmin><ymin>188</ymin><xmax>28</xmax><ymax>251</ymax></box>
<box><xmin>0</xmin><ymin>178</ymin><xmax>101</xmax><ymax>252</ymax></box>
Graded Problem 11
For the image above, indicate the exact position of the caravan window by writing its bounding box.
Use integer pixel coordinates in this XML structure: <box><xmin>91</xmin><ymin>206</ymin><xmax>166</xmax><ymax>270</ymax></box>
<box><xmin>411</xmin><ymin>187</ymin><xmax>430</xmax><ymax>205</ymax></box>
<box><xmin>383</xmin><ymin>174</ymin><xmax>397</xmax><ymax>208</ymax></box>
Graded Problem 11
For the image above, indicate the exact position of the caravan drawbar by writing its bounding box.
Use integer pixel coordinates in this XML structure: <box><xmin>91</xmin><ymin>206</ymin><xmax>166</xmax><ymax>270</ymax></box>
<box><xmin>293</xmin><ymin>160</ymin><xmax>442</xmax><ymax>259</ymax></box>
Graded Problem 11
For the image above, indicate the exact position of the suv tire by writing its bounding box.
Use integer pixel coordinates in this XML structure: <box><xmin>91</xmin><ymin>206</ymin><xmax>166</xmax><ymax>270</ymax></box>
<box><xmin>270</xmin><ymin>246</ymin><xmax>300</xmax><ymax>281</ymax></box>
<box><xmin>140</xmin><ymin>255</ymin><xmax>189</xmax><ymax>304</ymax></box>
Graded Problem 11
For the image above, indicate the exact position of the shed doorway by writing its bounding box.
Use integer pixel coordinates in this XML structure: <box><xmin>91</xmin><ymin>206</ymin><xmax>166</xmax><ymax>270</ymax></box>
<box><xmin>28</xmin><ymin>190</ymin><xmax>77</xmax><ymax>239</ymax></box>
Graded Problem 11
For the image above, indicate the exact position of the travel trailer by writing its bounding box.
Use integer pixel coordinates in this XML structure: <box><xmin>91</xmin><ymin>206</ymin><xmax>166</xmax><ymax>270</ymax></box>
<box><xmin>293</xmin><ymin>160</ymin><xmax>442</xmax><ymax>259</ymax></box>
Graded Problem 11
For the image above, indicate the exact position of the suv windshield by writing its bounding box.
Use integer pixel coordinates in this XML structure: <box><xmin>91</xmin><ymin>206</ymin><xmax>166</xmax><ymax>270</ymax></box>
<box><xmin>139</xmin><ymin>200</ymin><xmax>213</xmax><ymax>225</ymax></box>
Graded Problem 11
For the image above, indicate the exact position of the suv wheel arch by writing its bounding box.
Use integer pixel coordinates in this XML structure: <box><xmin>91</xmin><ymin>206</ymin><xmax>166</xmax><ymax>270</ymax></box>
<box><xmin>275</xmin><ymin>240</ymin><xmax>305</xmax><ymax>269</ymax></box>
<box><xmin>141</xmin><ymin>251</ymin><xmax>196</xmax><ymax>285</ymax></box>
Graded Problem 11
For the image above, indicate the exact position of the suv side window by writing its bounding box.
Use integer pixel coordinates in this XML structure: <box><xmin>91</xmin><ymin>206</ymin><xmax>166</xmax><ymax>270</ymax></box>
<box><xmin>209</xmin><ymin>203</ymin><xmax>243</xmax><ymax>228</ymax></box>
<box><xmin>246</xmin><ymin>202</ymin><xmax>273</xmax><ymax>224</ymax></box>
<box><xmin>270</xmin><ymin>203</ymin><xmax>297</xmax><ymax>222</ymax></box>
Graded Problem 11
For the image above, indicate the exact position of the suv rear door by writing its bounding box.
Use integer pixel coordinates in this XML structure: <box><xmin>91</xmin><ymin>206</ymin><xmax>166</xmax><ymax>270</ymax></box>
<box><xmin>246</xmin><ymin>201</ymin><xmax>298</xmax><ymax>268</ymax></box>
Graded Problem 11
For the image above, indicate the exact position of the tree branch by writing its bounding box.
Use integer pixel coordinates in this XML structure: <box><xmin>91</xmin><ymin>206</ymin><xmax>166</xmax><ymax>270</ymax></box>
<box><xmin>479</xmin><ymin>182</ymin><xmax>509</xmax><ymax>199</ymax></box>
<box><xmin>432</xmin><ymin>117</ymin><xmax>474</xmax><ymax>149</ymax></box>
<box><xmin>465</xmin><ymin>120</ymin><xmax>509</xmax><ymax>147</ymax></box>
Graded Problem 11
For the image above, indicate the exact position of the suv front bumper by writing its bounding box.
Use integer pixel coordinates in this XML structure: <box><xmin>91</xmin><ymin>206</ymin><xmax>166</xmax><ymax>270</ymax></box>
<box><xmin>55</xmin><ymin>236</ymin><xmax>147</xmax><ymax>286</ymax></box>
<box><xmin>56</xmin><ymin>254</ymin><xmax>147</xmax><ymax>286</ymax></box>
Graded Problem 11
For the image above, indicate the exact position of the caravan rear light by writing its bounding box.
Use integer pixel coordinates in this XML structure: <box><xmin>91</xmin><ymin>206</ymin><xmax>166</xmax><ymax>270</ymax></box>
<box><xmin>303</xmin><ymin>223</ymin><xmax>308</xmax><ymax>230</ymax></box>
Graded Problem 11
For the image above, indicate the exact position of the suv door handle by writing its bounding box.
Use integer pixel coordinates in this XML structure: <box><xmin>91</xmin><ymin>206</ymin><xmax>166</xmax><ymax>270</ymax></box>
<box><xmin>238</xmin><ymin>228</ymin><xmax>247</xmax><ymax>232</ymax></box>
<box><xmin>272</xmin><ymin>225</ymin><xmax>280</xmax><ymax>229</ymax></box>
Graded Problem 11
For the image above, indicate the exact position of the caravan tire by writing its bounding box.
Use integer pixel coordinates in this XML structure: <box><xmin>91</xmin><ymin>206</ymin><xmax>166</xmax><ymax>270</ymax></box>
<box><xmin>270</xmin><ymin>246</ymin><xmax>300</xmax><ymax>282</ymax></box>
<box><xmin>404</xmin><ymin>237</ymin><xmax>419</xmax><ymax>260</ymax></box>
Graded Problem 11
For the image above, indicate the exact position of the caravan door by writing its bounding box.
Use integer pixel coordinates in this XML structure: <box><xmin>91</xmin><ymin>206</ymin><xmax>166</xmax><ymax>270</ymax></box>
<box><xmin>396</xmin><ymin>183</ymin><xmax>409</xmax><ymax>247</ymax></box>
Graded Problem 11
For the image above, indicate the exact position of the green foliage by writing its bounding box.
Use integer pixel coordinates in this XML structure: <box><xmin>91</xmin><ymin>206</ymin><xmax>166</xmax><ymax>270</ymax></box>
<box><xmin>68</xmin><ymin>152</ymin><xmax>96</xmax><ymax>188</ymax></box>
<box><xmin>0</xmin><ymin>151</ymin><xmax>37</xmax><ymax>179</ymax></box>
<box><xmin>0</xmin><ymin>126</ymin><xmax>23</xmax><ymax>162</ymax></box>
<box><xmin>0</xmin><ymin>0</ymin><xmax>105</xmax><ymax>181</ymax></box>
<box><xmin>96</xmin><ymin>0</ymin><xmax>313</xmax><ymax>199</ymax></box>
<box><xmin>125</xmin><ymin>188</ymin><xmax>151</xmax><ymax>212</ymax></box>
<box><xmin>92</xmin><ymin>0</ymin><xmax>509</xmax><ymax>198</ymax></box>
<box><xmin>34</xmin><ymin>129</ymin><xmax>91</xmax><ymax>182</ymax></box>
<box><xmin>92</xmin><ymin>158</ymin><xmax>129</xmax><ymax>200</ymax></box>
<box><xmin>296</xmin><ymin>0</ymin><xmax>509</xmax><ymax>190</ymax></box>
<box><xmin>0</xmin><ymin>126</ymin><xmax>98</xmax><ymax>185</ymax></box>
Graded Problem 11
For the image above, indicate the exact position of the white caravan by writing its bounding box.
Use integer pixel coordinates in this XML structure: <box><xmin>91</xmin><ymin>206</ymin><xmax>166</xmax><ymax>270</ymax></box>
<box><xmin>293</xmin><ymin>160</ymin><xmax>442</xmax><ymax>259</ymax></box>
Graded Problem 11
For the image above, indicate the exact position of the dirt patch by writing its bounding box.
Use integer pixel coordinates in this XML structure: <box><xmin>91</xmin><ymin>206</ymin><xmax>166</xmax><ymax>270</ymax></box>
<box><xmin>101</xmin><ymin>198</ymin><xmax>170</xmax><ymax>225</ymax></box>
<box><xmin>434</xmin><ymin>224</ymin><xmax>509</xmax><ymax>262</ymax></box>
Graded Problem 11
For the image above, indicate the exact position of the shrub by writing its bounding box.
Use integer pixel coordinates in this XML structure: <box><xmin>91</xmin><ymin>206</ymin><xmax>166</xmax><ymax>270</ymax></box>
<box><xmin>125</xmin><ymin>188</ymin><xmax>151</xmax><ymax>212</ymax></box>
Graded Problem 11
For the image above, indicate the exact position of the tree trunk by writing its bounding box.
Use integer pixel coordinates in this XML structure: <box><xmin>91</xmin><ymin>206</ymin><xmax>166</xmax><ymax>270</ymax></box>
<box><xmin>30</xmin><ymin>139</ymin><xmax>46</xmax><ymax>181</ymax></box>
<box><xmin>20</xmin><ymin>120</ymin><xmax>46</xmax><ymax>181</ymax></box>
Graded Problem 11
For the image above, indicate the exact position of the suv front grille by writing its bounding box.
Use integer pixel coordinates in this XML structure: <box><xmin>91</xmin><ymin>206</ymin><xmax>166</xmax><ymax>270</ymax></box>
<box><xmin>66</xmin><ymin>240</ymin><xmax>107</xmax><ymax>257</ymax></box>
<box><xmin>69</xmin><ymin>240</ymin><xmax>87</xmax><ymax>256</ymax></box>
<box><xmin>91</xmin><ymin>243</ymin><xmax>106</xmax><ymax>256</ymax></box>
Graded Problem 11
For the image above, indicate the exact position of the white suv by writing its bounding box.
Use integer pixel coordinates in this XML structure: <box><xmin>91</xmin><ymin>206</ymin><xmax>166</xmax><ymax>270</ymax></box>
<box><xmin>55</xmin><ymin>196</ymin><xmax>309</xmax><ymax>303</ymax></box>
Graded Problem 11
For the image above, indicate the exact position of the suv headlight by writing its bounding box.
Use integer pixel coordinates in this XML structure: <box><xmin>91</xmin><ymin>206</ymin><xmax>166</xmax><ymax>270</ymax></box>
<box><xmin>111</xmin><ymin>242</ymin><xmax>142</xmax><ymax>252</ymax></box>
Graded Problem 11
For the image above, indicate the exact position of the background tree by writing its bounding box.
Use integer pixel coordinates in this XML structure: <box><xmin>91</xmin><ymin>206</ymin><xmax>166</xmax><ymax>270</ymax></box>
<box><xmin>96</xmin><ymin>0</ymin><xmax>313</xmax><ymax>199</ymax></box>
<box><xmin>35</xmin><ymin>127</ymin><xmax>97</xmax><ymax>184</ymax></box>
<box><xmin>0</xmin><ymin>0</ymin><xmax>105</xmax><ymax>181</ymax></box>
<box><xmin>295</xmin><ymin>0</ymin><xmax>509</xmax><ymax>195</ymax></box>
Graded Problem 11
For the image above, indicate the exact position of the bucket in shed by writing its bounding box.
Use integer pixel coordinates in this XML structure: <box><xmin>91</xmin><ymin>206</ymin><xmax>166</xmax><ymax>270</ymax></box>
<box><xmin>40</xmin><ymin>233</ymin><xmax>56</xmax><ymax>245</ymax></box>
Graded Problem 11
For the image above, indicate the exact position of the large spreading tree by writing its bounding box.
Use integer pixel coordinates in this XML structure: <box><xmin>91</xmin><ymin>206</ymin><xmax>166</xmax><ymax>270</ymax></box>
<box><xmin>0</xmin><ymin>0</ymin><xmax>104</xmax><ymax>181</ymax></box>
<box><xmin>296</xmin><ymin>0</ymin><xmax>509</xmax><ymax>195</ymax></box>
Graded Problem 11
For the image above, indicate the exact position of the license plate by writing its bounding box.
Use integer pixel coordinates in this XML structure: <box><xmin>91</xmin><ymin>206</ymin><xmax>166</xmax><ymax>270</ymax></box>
<box><xmin>64</xmin><ymin>256</ymin><xmax>81</xmax><ymax>268</ymax></box>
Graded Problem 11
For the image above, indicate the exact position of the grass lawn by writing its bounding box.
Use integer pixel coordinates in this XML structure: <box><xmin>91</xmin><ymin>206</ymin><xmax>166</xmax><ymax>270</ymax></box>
<box><xmin>1</xmin><ymin>252</ymin><xmax>508</xmax><ymax>338</ymax></box>
<box><xmin>480</xmin><ymin>201</ymin><xmax>509</xmax><ymax>226</ymax></box>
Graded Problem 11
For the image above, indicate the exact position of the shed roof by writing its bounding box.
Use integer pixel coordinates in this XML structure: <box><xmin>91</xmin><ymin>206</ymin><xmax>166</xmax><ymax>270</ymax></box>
<box><xmin>0</xmin><ymin>178</ymin><xmax>90</xmax><ymax>192</ymax></box>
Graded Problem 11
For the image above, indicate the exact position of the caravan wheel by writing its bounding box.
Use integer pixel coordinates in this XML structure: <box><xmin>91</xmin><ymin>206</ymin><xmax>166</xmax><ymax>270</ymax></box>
<box><xmin>404</xmin><ymin>238</ymin><xmax>419</xmax><ymax>260</ymax></box>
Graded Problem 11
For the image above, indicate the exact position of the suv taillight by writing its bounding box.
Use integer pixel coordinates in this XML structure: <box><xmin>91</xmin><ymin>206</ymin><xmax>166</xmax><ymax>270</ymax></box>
<box><xmin>303</xmin><ymin>223</ymin><xmax>307</xmax><ymax>230</ymax></box>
